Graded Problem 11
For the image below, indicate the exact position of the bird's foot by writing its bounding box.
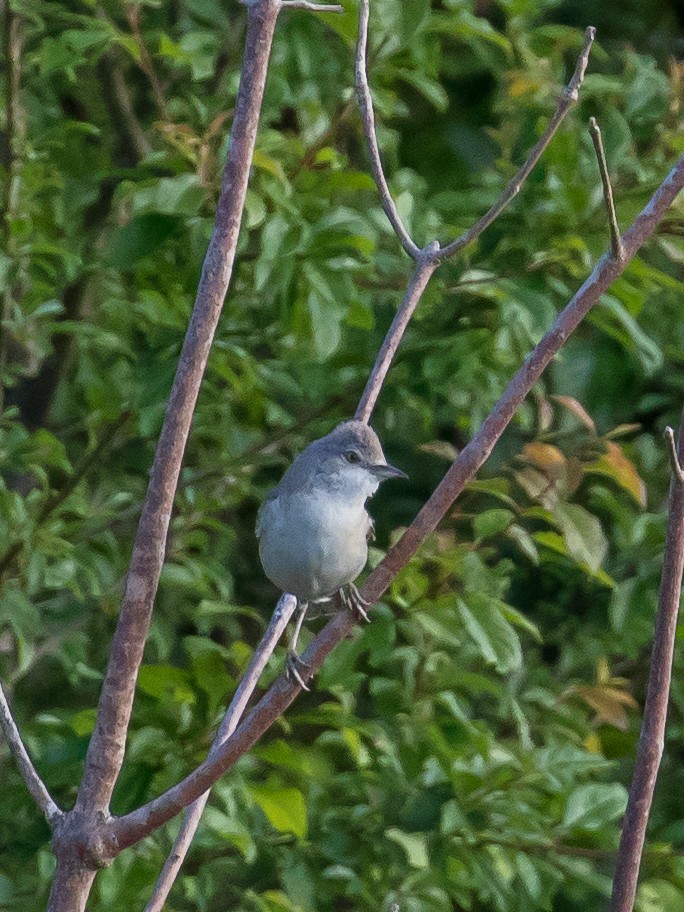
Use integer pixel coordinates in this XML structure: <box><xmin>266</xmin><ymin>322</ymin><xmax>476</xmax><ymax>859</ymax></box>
<box><xmin>339</xmin><ymin>582</ymin><xmax>371</xmax><ymax>623</ymax></box>
<box><xmin>285</xmin><ymin>650</ymin><xmax>311</xmax><ymax>691</ymax></box>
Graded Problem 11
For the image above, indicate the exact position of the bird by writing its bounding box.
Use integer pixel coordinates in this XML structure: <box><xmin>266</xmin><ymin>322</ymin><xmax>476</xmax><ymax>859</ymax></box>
<box><xmin>256</xmin><ymin>419</ymin><xmax>407</xmax><ymax>688</ymax></box>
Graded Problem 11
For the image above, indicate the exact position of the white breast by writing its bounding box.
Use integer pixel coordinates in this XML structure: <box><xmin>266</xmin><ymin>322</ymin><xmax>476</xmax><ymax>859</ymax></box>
<box><xmin>258</xmin><ymin>489</ymin><xmax>370</xmax><ymax>601</ymax></box>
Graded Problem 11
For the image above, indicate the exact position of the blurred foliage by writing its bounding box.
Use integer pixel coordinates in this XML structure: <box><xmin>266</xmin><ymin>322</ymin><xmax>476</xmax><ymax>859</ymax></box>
<box><xmin>1</xmin><ymin>0</ymin><xmax>684</xmax><ymax>910</ymax></box>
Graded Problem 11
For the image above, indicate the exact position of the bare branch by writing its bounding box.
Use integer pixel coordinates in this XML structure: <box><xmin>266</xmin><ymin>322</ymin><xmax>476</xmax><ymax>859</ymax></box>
<box><xmin>437</xmin><ymin>26</ymin><xmax>596</xmax><ymax>260</ymax></box>
<box><xmin>108</xmin><ymin>153</ymin><xmax>684</xmax><ymax>853</ymax></box>
<box><xmin>589</xmin><ymin>116</ymin><xmax>625</xmax><ymax>260</ymax></box>
<box><xmin>74</xmin><ymin>0</ymin><xmax>283</xmax><ymax>820</ymax></box>
<box><xmin>280</xmin><ymin>1</ymin><xmax>344</xmax><ymax>11</ymax></box>
<box><xmin>0</xmin><ymin>683</ymin><xmax>61</xmax><ymax>823</ymax></box>
<box><xmin>144</xmin><ymin>595</ymin><xmax>297</xmax><ymax>912</ymax></box>
<box><xmin>355</xmin><ymin>244</ymin><xmax>439</xmax><ymax>423</ymax></box>
<box><xmin>355</xmin><ymin>0</ymin><xmax>420</xmax><ymax>259</ymax></box>
<box><xmin>609</xmin><ymin>416</ymin><xmax>684</xmax><ymax>912</ymax></box>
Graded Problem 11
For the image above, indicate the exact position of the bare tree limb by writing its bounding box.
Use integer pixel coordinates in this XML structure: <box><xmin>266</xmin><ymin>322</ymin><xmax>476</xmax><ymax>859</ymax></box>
<box><xmin>589</xmin><ymin>116</ymin><xmax>624</xmax><ymax>260</ymax></box>
<box><xmin>355</xmin><ymin>245</ymin><xmax>439</xmax><ymax>422</ymax></box>
<box><xmin>144</xmin><ymin>594</ymin><xmax>297</xmax><ymax>912</ymax></box>
<box><xmin>73</xmin><ymin>0</ymin><xmax>283</xmax><ymax>821</ymax></box>
<box><xmin>108</xmin><ymin>153</ymin><xmax>684</xmax><ymax>853</ymax></box>
<box><xmin>608</xmin><ymin>416</ymin><xmax>684</xmax><ymax>912</ymax></box>
<box><xmin>0</xmin><ymin>683</ymin><xmax>61</xmax><ymax>823</ymax></box>
<box><xmin>437</xmin><ymin>26</ymin><xmax>596</xmax><ymax>260</ymax></box>
<box><xmin>355</xmin><ymin>0</ymin><xmax>420</xmax><ymax>259</ymax></box>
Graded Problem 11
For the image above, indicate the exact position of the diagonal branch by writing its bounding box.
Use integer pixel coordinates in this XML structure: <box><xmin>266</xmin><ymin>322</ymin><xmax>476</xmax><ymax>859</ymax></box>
<box><xmin>437</xmin><ymin>25</ymin><xmax>595</xmax><ymax>260</ymax></box>
<box><xmin>73</xmin><ymin>0</ymin><xmax>283</xmax><ymax>819</ymax></box>
<box><xmin>608</xmin><ymin>416</ymin><xmax>684</xmax><ymax>912</ymax></box>
<box><xmin>355</xmin><ymin>0</ymin><xmax>420</xmax><ymax>259</ymax></box>
<box><xmin>143</xmin><ymin>594</ymin><xmax>297</xmax><ymax>912</ymax></box>
<box><xmin>107</xmin><ymin>152</ymin><xmax>684</xmax><ymax>853</ymax></box>
<box><xmin>355</xmin><ymin>243</ymin><xmax>439</xmax><ymax>423</ymax></box>
<box><xmin>0</xmin><ymin>683</ymin><xmax>61</xmax><ymax>823</ymax></box>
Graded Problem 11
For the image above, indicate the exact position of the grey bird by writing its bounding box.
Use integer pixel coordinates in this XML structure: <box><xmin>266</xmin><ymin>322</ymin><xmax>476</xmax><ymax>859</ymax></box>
<box><xmin>256</xmin><ymin>419</ymin><xmax>407</xmax><ymax>687</ymax></box>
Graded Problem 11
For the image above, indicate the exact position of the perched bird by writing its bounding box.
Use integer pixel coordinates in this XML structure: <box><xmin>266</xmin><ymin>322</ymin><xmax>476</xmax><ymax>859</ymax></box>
<box><xmin>256</xmin><ymin>419</ymin><xmax>407</xmax><ymax>687</ymax></box>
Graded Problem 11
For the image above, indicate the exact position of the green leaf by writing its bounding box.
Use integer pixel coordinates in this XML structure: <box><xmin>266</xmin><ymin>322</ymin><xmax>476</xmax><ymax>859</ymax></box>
<box><xmin>552</xmin><ymin>503</ymin><xmax>608</xmax><ymax>572</ymax></box>
<box><xmin>249</xmin><ymin>784</ymin><xmax>308</xmax><ymax>838</ymax></box>
<box><xmin>562</xmin><ymin>783</ymin><xmax>627</xmax><ymax>831</ymax></box>
<box><xmin>107</xmin><ymin>214</ymin><xmax>180</xmax><ymax>269</ymax></box>
<box><xmin>457</xmin><ymin>596</ymin><xmax>522</xmax><ymax>673</ymax></box>
<box><xmin>385</xmin><ymin>827</ymin><xmax>430</xmax><ymax>868</ymax></box>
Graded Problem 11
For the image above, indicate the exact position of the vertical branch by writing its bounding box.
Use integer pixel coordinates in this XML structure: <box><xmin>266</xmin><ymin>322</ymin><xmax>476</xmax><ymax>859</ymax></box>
<box><xmin>609</xmin><ymin>418</ymin><xmax>684</xmax><ymax>912</ymax></box>
<box><xmin>74</xmin><ymin>0</ymin><xmax>282</xmax><ymax>818</ymax></box>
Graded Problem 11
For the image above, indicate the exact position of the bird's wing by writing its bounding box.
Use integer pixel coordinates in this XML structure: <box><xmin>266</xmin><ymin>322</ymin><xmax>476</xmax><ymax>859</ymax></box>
<box><xmin>255</xmin><ymin>488</ymin><xmax>278</xmax><ymax>539</ymax></box>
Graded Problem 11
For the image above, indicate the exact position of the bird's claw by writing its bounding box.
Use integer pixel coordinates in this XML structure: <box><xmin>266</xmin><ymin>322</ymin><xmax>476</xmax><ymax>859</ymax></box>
<box><xmin>286</xmin><ymin>650</ymin><xmax>311</xmax><ymax>691</ymax></box>
<box><xmin>340</xmin><ymin>583</ymin><xmax>371</xmax><ymax>623</ymax></box>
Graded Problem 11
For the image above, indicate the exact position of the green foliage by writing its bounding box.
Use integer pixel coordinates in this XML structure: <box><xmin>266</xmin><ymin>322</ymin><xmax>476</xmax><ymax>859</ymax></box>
<box><xmin>1</xmin><ymin>0</ymin><xmax>684</xmax><ymax>910</ymax></box>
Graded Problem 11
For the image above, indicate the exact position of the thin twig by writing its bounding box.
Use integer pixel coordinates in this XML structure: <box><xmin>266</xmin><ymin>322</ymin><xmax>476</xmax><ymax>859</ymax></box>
<box><xmin>609</xmin><ymin>416</ymin><xmax>684</xmax><ymax>912</ymax></box>
<box><xmin>0</xmin><ymin>682</ymin><xmax>61</xmax><ymax>823</ymax></box>
<box><xmin>589</xmin><ymin>117</ymin><xmax>624</xmax><ymax>260</ymax></box>
<box><xmin>144</xmin><ymin>594</ymin><xmax>297</xmax><ymax>912</ymax></box>
<box><xmin>355</xmin><ymin>0</ymin><xmax>420</xmax><ymax>259</ymax></box>
<box><xmin>665</xmin><ymin>425</ymin><xmax>684</xmax><ymax>482</ymax></box>
<box><xmin>108</xmin><ymin>153</ymin><xmax>684</xmax><ymax>853</ymax></box>
<box><xmin>280</xmin><ymin>1</ymin><xmax>343</xmax><ymax>11</ymax></box>
<box><xmin>355</xmin><ymin>245</ymin><xmax>439</xmax><ymax>422</ymax></box>
<box><xmin>125</xmin><ymin>4</ymin><xmax>169</xmax><ymax>120</ymax></box>
<box><xmin>437</xmin><ymin>26</ymin><xmax>596</xmax><ymax>260</ymax></box>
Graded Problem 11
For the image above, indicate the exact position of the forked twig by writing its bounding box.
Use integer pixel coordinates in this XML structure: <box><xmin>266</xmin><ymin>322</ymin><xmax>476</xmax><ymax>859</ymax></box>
<box><xmin>589</xmin><ymin>116</ymin><xmax>625</xmax><ymax>260</ymax></box>
<box><xmin>609</xmin><ymin>419</ymin><xmax>684</xmax><ymax>912</ymax></box>
<box><xmin>281</xmin><ymin>1</ymin><xmax>343</xmax><ymax>10</ymax></box>
<box><xmin>354</xmin><ymin>3</ymin><xmax>595</xmax><ymax>422</ymax></box>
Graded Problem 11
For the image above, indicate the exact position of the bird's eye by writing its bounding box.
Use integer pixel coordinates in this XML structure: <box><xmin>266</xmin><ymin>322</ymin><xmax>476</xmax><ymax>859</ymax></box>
<box><xmin>345</xmin><ymin>450</ymin><xmax>361</xmax><ymax>464</ymax></box>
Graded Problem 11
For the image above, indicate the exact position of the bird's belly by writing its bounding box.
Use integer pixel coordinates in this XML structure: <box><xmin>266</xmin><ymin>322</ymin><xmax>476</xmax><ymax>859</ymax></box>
<box><xmin>259</xmin><ymin>492</ymin><xmax>369</xmax><ymax>601</ymax></box>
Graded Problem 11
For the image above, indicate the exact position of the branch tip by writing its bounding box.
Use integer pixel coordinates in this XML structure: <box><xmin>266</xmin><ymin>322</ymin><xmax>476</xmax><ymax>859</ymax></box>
<box><xmin>589</xmin><ymin>115</ymin><xmax>624</xmax><ymax>260</ymax></box>
<box><xmin>665</xmin><ymin>426</ymin><xmax>684</xmax><ymax>482</ymax></box>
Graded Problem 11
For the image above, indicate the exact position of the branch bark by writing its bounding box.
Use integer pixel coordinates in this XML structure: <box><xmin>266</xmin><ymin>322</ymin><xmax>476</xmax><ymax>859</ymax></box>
<box><xmin>107</xmin><ymin>153</ymin><xmax>684</xmax><ymax>853</ymax></box>
<box><xmin>74</xmin><ymin>0</ymin><xmax>282</xmax><ymax>823</ymax></box>
<box><xmin>608</xmin><ymin>417</ymin><xmax>684</xmax><ymax>912</ymax></box>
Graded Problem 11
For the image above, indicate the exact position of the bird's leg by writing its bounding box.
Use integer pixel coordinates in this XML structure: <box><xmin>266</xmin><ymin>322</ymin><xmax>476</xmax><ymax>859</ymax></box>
<box><xmin>285</xmin><ymin>599</ymin><xmax>311</xmax><ymax>690</ymax></box>
<box><xmin>338</xmin><ymin>582</ymin><xmax>371</xmax><ymax>623</ymax></box>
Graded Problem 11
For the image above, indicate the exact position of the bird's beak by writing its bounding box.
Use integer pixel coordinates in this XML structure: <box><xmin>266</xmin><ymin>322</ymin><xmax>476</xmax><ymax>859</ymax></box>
<box><xmin>371</xmin><ymin>462</ymin><xmax>408</xmax><ymax>481</ymax></box>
